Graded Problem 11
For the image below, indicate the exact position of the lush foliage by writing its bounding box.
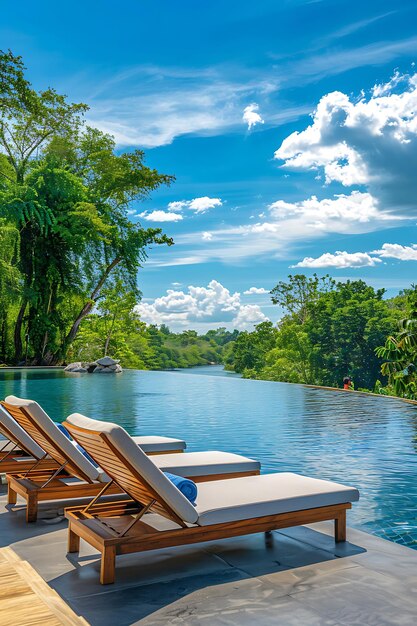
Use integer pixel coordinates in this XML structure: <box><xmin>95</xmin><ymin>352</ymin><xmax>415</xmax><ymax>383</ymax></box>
<box><xmin>376</xmin><ymin>289</ymin><xmax>417</xmax><ymax>399</ymax></box>
<box><xmin>0</xmin><ymin>51</ymin><xmax>173</xmax><ymax>365</ymax></box>
<box><xmin>228</xmin><ymin>275</ymin><xmax>406</xmax><ymax>392</ymax></box>
<box><xmin>70</xmin><ymin>312</ymin><xmax>239</xmax><ymax>370</ymax></box>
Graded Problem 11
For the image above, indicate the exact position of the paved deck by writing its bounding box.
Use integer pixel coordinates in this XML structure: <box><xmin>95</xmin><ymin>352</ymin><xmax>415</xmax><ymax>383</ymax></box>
<box><xmin>1</xmin><ymin>486</ymin><xmax>417</xmax><ymax>625</ymax></box>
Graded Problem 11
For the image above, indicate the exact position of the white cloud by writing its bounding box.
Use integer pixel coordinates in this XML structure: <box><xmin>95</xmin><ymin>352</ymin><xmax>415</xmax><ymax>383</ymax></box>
<box><xmin>274</xmin><ymin>72</ymin><xmax>417</xmax><ymax>215</ymax></box>
<box><xmin>167</xmin><ymin>201</ymin><xmax>187</xmax><ymax>212</ymax></box>
<box><xmin>135</xmin><ymin>280</ymin><xmax>268</xmax><ymax>330</ymax></box>
<box><xmin>268</xmin><ymin>191</ymin><xmax>387</xmax><ymax>226</ymax></box>
<box><xmin>243</xmin><ymin>103</ymin><xmax>264</xmax><ymax>130</ymax></box>
<box><xmin>139</xmin><ymin>72</ymin><xmax>417</xmax><ymax>268</ymax></box>
<box><xmin>167</xmin><ymin>197</ymin><xmax>222</xmax><ymax>215</ymax></box>
<box><xmin>146</xmin><ymin>190</ymin><xmax>402</xmax><ymax>267</ymax></box>
<box><xmin>278</xmin><ymin>37</ymin><xmax>417</xmax><ymax>86</ymax></box>
<box><xmin>189</xmin><ymin>197</ymin><xmax>222</xmax><ymax>213</ymax></box>
<box><xmin>373</xmin><ymin>243</ymin><xmax>417</xmax><ymax>261</ymax></box>
<box><xmin>244</xmin><ymin>287</ymin><xmax>270</xmax><ymax>295</ymax></box>
<box><xmin>85</xmin><ymin>65</ymin><xmax>283</xmax><ymax>148</ymax></box>
<box><xmin>202</xmin><ymin>231</ymin><xmax>213</xmax><ymax>241</ymax></box>
<box><xmin>293</xmin><ymin>251</ymin><xmax>381</xmax><ymax>268</ymax></box>
<box><xmin>139</xmin><ymin>210</ymin><xmax>183</xmax><ymax>222</ymax></box>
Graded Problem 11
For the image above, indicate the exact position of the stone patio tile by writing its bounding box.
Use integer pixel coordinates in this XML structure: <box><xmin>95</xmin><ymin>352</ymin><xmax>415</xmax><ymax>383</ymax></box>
<box><xmin>202</xmin><ymin>530</ymin><xmax>340</xmax><ymax>577</ymax></box>
<box><xmin>70</xmin><ymin>574</ymin><xmax>341</xmax><ymax>626</ymax></box>
<box><xmin>259</xmin><ymin>555</ymin><xmax>361</xmax><ymax>594</ymax></box>
<box><xmin>292</xmin><ymin>576</ymin><xmax>417</xmax><ymax>626</ymax></box>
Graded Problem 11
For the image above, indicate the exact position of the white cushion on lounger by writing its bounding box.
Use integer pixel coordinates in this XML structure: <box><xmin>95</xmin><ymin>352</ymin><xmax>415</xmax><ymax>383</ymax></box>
<box><xmin>151</xmin><ymin>451</ymin><xmax>260</xmax><ymax>477</ymax></box>
<box><xmin>131</xmin><ymin>436</ymin><xmax>186</xmax><ymax>453</ymax></box>
<box><xmin>4</xmin><ymin>396</ymin><xmax>100</xmax><ymax>482</ymax></box>
<box><xmin>66</xmin><ymin>412</ymin><xmax>199</xmax><ymax>524</ymax></box>
<box><xmin>0</xmin><ymin>405</ymin><xmax>45</xmax><ymax>459</ymax></box>
<box><xmin>195</xmin><ymin>473</ymin><xmax>360</xmax><ymax>526</ymax></box>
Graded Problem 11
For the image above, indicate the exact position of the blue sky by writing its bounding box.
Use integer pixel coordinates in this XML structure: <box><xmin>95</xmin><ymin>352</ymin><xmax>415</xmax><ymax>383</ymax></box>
<box><xmin>3</xmin><ymin>0</ymin><xmax>417</xmax><ymax>330</ymax></box>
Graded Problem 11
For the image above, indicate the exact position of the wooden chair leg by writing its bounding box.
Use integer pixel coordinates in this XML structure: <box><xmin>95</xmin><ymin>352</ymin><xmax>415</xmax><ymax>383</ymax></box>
<box><xmin>7</xmin><ymin>483</ymin><xmax>17</xmax><ymax>505</ymax></box>
<box><xmin>26</xmin><ymin>493</ymin><xmax>38</xmax><ymax>523</ymax></box>
<box><xmin>335</xmin><ymin>510</ymin><xmax>346</xmax><ymax>542</ymax></box>
<box><xmin>100</xmin><ymin>546</ymin><xmax>116</xmax><ymax>585</ymax></box>
<box><xmin>68</xmin><ymin>526</ymin><xmax>80</xmax><ymax>553</ymax></box>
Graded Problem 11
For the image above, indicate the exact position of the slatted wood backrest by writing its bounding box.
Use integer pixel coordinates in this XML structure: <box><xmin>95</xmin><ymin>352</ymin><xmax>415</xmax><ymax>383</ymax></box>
<box><xmin>63</xmin><ymin>421</ymin><xmax>186</xmax><ymax>527</ymax></box>
<box><xmin>1</xmin><ymin>401</ymin><xmax>93</xmax><ymax>483</ymax></box>
<box><xmin>0</xmin><ymin>416</ymin><xmax>37</xmax><ymax>458</ymax></box>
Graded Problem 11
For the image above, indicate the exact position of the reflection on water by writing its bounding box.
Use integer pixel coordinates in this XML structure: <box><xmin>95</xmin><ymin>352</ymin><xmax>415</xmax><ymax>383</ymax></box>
<box><xmin>1</xmin><ymin>365</ymin><xmax>417</xmax><ymax>548</ymax></box>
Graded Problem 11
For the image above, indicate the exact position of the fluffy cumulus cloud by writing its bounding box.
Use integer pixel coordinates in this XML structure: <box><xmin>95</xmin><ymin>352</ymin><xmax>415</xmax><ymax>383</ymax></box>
<box><xmin>168</xmin><ymin>197</ymin><xmax>222</xmax><ymax>214</ymax></box>
<box><xmin>244</xmin><ymin>287</ymin><xmax>270</xmax><ymax>295</ymax></box>
<box><xmin>268</xmin><ymin>191</ymin><xmax>386</xmax><ymax>228</ymax></box>
<box><xmin>242</xmin><ymin>103</ymin><xmax>264</xmax><ymax>130</ymax></box>
<box><xmin>293</xmin><ymin>251</ymin><xmax>381</xmax><ymax>269</ymax></box>
<box><xmin>274</xmin><ymin>72</ymin><xmax>417</xmax><ymax>215</ymax></box>
<box><xmin>138</xmin><ymin>210</ymin><xmax>183</xmax><ymax>222</ymax></box>
<box><xmin>135</xmin><ymin>280</ymin><xmax>268</xmax><ymax>330</ymax></box>
<box><xmin>372</xmin><ymin>243</ymin><xmax>417</xmax><ymax>260</ymax></box>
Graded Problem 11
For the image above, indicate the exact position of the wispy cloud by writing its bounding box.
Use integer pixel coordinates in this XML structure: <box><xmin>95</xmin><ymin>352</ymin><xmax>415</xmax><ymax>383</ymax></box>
<box><xmin>85</xmin><ymin>65</ymin><xmax>281</xmax><ymax>147</ymax></box>
<box><xmin>319</xmin><ymin>11</ymin><xmax>396</xmax><ymax>45</ymax></box>
<box><xmin>272</xmin><ymin>36</ymin><xmax>417</xmax><ymax>86</ymax></box>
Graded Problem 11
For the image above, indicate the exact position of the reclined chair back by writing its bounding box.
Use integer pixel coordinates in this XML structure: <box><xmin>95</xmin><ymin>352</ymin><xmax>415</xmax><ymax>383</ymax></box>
<box><xmin>2</xmin><ymin>397</ymin><xmax>99</xmax><ymax>483</ymax></box>
<box><xmin>64</xmin><ymin>413</ymin><xmax>199</xmax><ymax>526</ymax></box>
<box><xmin>0</xmin><ymin>405</ymin><xmax>45</xmax><ymax>459</ymax></box>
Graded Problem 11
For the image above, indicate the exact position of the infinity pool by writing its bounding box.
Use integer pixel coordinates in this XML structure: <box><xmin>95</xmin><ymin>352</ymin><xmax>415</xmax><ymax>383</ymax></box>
<box><xmin>1</xmin><ymin>366</ymin><xmax>416</xmax><ymax>548</ymax></box>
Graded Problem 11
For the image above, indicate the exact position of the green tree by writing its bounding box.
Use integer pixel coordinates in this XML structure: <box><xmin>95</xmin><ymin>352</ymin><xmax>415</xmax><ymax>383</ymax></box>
<box><xmin>0</xmin><ymin>51</ymin><xmax>174</xmax><ymax>364</ymax></box>
<box><xmin>376</xmin><ymin>288</ymin><xmax>417</xmax><ymax>398</ymax></box>
<box><xmin>260</xmin><ymin>322</ymin><xmax>314</xmax><ymax>383</ymax></box>
<box><xmin>306</xmin><ymin>280</ymin><xmax>400</xmax><ymax>388</ymax></box>
<box><xmin>0</xmin><ymin>218</ymin><xmax>20</xmax><ymax>362</ymax></box>
<box><xmin>232</xmin><ymin>321</ymin><xmax>278</xmax><ymax>375</ymax></box>
<box><xmin>270</xmin><ymin>274</ymin><xmax>335</xmax><ymax>324</ymax></box>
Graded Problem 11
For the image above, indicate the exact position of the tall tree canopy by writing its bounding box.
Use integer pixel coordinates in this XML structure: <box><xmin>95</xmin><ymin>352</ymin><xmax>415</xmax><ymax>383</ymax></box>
<box><xmin>0</xmin><ymin>50</ymin><xmax>174</xmax><ymax>364</ymax></box>
<box><xmin>228</xmin><ymin>275</ymin><xmax>403</xmax><ymax>391</ymax></box>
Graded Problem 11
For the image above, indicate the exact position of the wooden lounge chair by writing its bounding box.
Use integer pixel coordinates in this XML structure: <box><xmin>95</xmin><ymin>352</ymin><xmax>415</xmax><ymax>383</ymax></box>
<box><xmin>63</xmin><ymin>413</ymin><xmax>360</xmax><ymax>584</ymax></box>
<box><xmin>1</xmin><ymin>398</ymin><xmax>260</xmax><ymax>522</ymax></box>
<box><xmin>0</xmin><ymin>405</ymin><xmax>57</xmax><ymax>475</ymax></box>
<box><xmin>3</xmin><ymin>395</ymin><xmax>187</xmax><ymax>455</ymax></box>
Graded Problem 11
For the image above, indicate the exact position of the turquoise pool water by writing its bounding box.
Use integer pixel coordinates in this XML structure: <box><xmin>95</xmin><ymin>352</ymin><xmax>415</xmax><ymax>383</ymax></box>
<box><xmin>1</xmin><ymin>366</ymin><xmax>416</xmax><ymax>548</ymax></box>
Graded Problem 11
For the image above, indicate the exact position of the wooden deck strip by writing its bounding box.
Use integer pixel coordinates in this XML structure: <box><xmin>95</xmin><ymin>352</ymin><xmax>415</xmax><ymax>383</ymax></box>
<box><xmin>0</xmin><ymin>547</ymin><xmax>88</xmax><ymax>626</ymax></box>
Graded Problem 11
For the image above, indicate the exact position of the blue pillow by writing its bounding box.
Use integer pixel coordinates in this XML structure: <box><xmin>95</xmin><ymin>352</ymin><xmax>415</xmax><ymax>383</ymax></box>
<box><xmin>54</xmin><ymin>422</ymin><xmax>99</xmax><ymax>468</ymax></box>
<box><xmin>164</xmin><ymin>472</ymin><xmax>197</xmax><ymax>505</ymax></box>
<box><xmin>74</xmin><ymin>442</ymin><xmax>99</xmax><ymax>468</ymax></box>
<box><xmin>55</xmin><ymin>422</ymin><xmax>72</xmax><ymax>440</ymax></box>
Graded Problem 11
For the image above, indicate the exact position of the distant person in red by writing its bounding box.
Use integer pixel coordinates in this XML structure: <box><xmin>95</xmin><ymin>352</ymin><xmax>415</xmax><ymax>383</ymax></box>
<box><xmin>343</xmin><ymin>376</ymin><xmax>353</xmax><ymax>390</ymax></box>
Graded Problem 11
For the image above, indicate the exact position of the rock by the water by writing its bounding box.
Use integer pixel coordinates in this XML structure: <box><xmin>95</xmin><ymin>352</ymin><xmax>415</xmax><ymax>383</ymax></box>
<box><xmin>64</xmin><ymin>362</ymin><xmax>87</xmax><ymax>373</ymax></box>
<box><xmin>96</xmin><ymin>356</ymin><xmax>120</xmax><ymax>367</ymax></box>
<box><xmin>92</xmin><ymin>357</ymin><xmax>122</xmax><ymax>373</ymax></box>
<box><xmin>65</xmin><ymin>357</ymin><xmax>122</xmax><ymax>374</ymax></box>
